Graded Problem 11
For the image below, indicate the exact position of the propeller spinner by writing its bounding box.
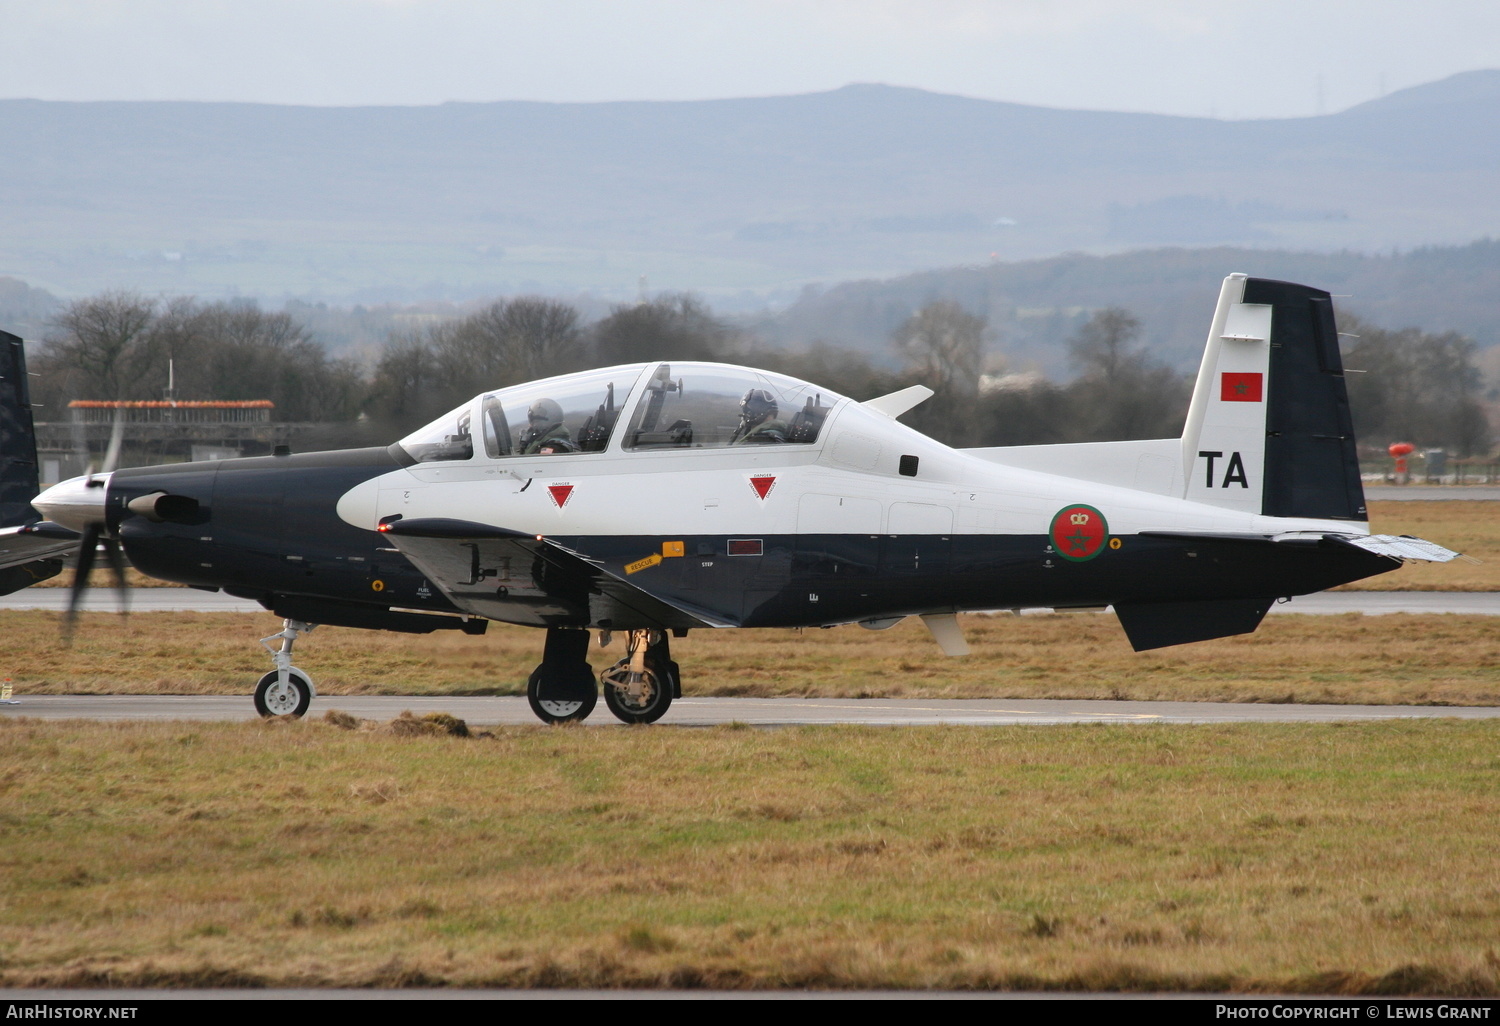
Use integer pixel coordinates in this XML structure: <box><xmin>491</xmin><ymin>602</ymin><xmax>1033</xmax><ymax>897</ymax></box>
<box><xmin>32</xmin><ymin>411</ymin><xmax>130</xmax><ymax>633</ymax></box>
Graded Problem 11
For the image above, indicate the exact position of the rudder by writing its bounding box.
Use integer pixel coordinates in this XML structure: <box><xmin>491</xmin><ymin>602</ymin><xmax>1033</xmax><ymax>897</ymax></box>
<box><xmin>1247</xmin><ymin>277</ymin><xmax>1365</xmax><ymax>521</ymax></box>
<box><xmin>0</xmin><ymin>330</ymin><xmax>40</xmax><ymax>528</ymax></box>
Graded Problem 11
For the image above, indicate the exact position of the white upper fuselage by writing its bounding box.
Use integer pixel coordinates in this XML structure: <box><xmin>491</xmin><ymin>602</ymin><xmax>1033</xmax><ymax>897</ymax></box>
<box><xmin>334</xmin><ymin>361</ymin><xmax>1367</xmax><ymax>546</ymax></box>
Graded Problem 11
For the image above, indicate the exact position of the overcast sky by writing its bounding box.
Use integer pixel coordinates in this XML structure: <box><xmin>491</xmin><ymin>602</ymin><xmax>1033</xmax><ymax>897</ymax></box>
<box><xmin>1</xmin><ymin>0</ymin><xmax>1496</xmax><ymax>119</ymax></box>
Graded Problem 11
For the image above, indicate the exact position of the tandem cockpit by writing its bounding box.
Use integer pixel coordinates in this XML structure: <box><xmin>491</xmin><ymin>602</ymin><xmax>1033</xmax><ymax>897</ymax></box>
<box><xmin>395</xmin><ymin>362</ymin><xmax>846</xmax><ymax>465</ymax></box>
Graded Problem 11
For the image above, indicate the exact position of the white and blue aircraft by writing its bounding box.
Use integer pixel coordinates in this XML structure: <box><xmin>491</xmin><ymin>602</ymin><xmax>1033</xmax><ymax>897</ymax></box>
<box><xmin>2</xmin><ymin>274</ymin><xmax>1459</xmax><ymax>724</ymax></box>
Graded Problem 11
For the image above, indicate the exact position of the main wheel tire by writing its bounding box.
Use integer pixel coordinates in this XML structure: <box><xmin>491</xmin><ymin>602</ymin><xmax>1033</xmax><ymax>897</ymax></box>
<box><xmin>254</xmin><ymin>669</ymin><xmax>313</xmax><ymax>718</ymax></box>
<box><xmin>526</xmin><ymin>664</ymin><xmax>597</xmax><ymax>724</ymax></box>
<box><xmin>600</xmin><ymin>658</ymin><xmax>674</xmax><ymax>724</ymax></box>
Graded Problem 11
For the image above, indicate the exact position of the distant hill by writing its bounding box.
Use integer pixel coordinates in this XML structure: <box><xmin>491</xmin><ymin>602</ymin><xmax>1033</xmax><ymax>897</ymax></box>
<box><xmin>1</xmin><ymin>71</ymin><xmax>1498</xmax><ymax>304</ymax></box>
<box><xmin>755</xmin><ymin>241</ymin><xmax>1500</xmax><ymax>375</ymax></box>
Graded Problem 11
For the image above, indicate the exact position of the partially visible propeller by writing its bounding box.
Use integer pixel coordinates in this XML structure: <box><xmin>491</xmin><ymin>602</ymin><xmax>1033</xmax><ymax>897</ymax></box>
<box><xmin>54</xmin><ymin>410</ymin><xmax>129</xmax><ymax>639</ymax></box>
<box><xmin>64</xmin><ymin>520</ymin><xmax>129</xmax><ymax>639</ymax></box>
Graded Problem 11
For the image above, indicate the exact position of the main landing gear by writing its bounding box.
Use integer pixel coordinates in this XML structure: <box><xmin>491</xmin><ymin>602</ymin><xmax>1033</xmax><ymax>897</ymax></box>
<box><xmin>254</xmin><ymin>618</ymin><xmax>317</xmax><ymax>718</ymax></box>
<box><xmin>526</xmin><ymin>628</ymin><xmax>597</xmax><ymax>724</ymax></box>
<box><xmin>600</xmin><ymin>629</ymin><xmax>678</xmax><ymax>724</ymax></box>
<box><xmin>527</xmin><ymin>627</ymin><xmax>680</xmax><ymax>725</ymax></box>
<box><xmin>247</xmin><ymin>619</ymin><xmax>682</xmax><ymax>725</ymax></box>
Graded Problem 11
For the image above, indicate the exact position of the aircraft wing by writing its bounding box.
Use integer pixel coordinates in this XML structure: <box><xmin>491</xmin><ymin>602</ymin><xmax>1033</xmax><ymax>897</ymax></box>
<box><xmin>379</xmin><ymin>518</ymin><xmax>732</xmax><ymax>630</ymax></box>
<box><xmin>0</xmin><ymin>521</ymin><xmax>77</xmax><ymax>594</ymax></box>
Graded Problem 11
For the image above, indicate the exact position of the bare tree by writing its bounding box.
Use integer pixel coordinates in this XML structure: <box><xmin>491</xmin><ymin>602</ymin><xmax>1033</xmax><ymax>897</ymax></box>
<box><xmin>434</xmin><ymin>297</ymin><xmax>584</xmax><ymax>388</ymax></box>
<box><xmin>592</xmin><ymin>294</ymin><xmax>739</xmax><ymax>365</ymax></box>
<box><xmin>1341</xmin><ymin>313</ymin><xmax>1491</xmax><ymax>455</ymax></box>
<box><xmin>1067</xmin><ymin>307</ymin><xmax>1141</xmax><ymax>380</ymax></box>
<box><xmin>43</xmin><ymin>292</ymin><xmax>159</xmax><ymax>400</ymax></box>
<box><xmin>891</xmin><ymin>300</ymin><xmax>985</xmax><ymax>396</ymax></box>
<box><xmin>366</xmin><ymin>297</ymin><xmax>587</xmax><ymax>431</ymax></box>
<box><xmin>36</xmin><ymin>293</ymin><xmax>364</xmax><ymax>422</ymax></box>
<box><xmin>1064</xmin><ymin>307</ymin><xmax>1189</xmax><ymax>441</ymax></box>
<box><xmin>367</xmin><ymin>331</ymin><xmax>444</xmax><ymax>427</ymax></box>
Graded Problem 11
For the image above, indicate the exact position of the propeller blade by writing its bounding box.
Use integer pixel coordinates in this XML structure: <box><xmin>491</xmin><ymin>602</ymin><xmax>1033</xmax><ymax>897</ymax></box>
<box><xmin>63</xmin><ymin>523</ymin><xmax>102</xmax><ymax>640</ymax></box>
<box><xmin>101</xmin><ymin>410</ymin><xmax>125</xmax><ymax>474</ymax></box>
<box><xmin>102</xmin><ymin>537</ymin><xmax>129</xmax><ymax>616</ymax></box>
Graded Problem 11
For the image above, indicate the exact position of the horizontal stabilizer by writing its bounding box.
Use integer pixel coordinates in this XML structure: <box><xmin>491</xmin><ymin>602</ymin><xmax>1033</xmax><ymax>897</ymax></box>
<box><xmin>1113</xmin><ymin>597</ymin><xmax>1273</xmax><ymax>652</ymax></box>
<box><xmin>1326</xmin><ymin>533</ymin><xmax>1463</xmax><ymax>563</ymax></box>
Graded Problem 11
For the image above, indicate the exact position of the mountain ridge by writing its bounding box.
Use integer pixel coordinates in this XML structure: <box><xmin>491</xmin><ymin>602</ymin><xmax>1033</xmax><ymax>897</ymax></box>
<box><xmin>1</xmin><ymin>71</ymin><xmax>1495</xmax><ymax>303</ymax></box>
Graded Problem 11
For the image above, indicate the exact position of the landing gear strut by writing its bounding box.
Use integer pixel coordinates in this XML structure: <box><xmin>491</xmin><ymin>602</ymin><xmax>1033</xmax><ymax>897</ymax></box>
<box><xmin>254</xmin><ymin>618</ymin><xmax>317</xmax><ymax>718</ymax></box>
<box><xmin>527</xmin><ymin>628</ymin><xmax>597</xmax><ymax>723</ymax></box>
<box><xmin>600</xmin><ymin>629</ymin><xmax>678</xmax><ymax>724</ymax></box>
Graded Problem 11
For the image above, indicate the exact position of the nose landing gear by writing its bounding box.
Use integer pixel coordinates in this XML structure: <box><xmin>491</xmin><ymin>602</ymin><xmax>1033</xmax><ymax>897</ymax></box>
<box><xmin>254</xmin><ymin>618</ymin><xmax>317</xmax><ymax>718</ymax></box>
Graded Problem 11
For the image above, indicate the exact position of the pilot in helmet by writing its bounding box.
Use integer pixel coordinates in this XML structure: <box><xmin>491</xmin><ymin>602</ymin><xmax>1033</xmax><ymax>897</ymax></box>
<box><xmin>732</xmin><ymin>388</ymin><xmax>788</xmax><ymax>445</ymax></box>
<box><xmin>521</xmin><ymin>397</ymin><xmax>577</xmax><ymax>454</ymax></box>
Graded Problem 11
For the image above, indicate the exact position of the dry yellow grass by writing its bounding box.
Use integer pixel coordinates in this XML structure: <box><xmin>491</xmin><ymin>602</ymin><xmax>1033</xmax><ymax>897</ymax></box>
<box><xmin>1343</xmin><ymin>501</ymin><xmax>1499</xmax><ymax>591</ymax></box>
<box><xmin>5</xmin><ymin>609</ymin><xmax>1499</xmax><ymax>706</ymax></box>
<box><xmin>1</xmin><ymin>717</ymin><xmax>1496</xmax><ymax>993</ymax></box>
<box><xmin>33</xmin><ymin>567</ymin><xmax>181</xmax><ymax>589</ymax></box>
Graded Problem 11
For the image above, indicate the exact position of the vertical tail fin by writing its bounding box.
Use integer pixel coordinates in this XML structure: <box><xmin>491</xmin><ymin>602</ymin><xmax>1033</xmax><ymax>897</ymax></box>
<box><xmin>1180</xmin><ymin>275</ymin><xmax>1366</xmax><ymax>521</ymax></box>
<box><xmin>0</xmin><ymin>330</ymin><xmax>41</xmax><ymax>528</ymax></box>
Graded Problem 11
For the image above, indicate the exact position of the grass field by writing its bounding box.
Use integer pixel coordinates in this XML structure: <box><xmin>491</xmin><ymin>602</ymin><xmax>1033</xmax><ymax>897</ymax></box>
<box><xmin>2</xmin><ymin>717</ymin><xmax>1496</xmax><ymax>993</ymax></box>
<box><xmin>7</xmin><ymin>609</ymin><xmax>1500</xmax><ymax>707</ymax></box>
<box><xmin>1342</xmin><ymin>502</ymin><xmax>1498</xmax><ymax>591</ymax></box>
<box><xmin>6</xmin><ymin>503</ymin><xmax>1496</xmax><ymax>994</ymax></box>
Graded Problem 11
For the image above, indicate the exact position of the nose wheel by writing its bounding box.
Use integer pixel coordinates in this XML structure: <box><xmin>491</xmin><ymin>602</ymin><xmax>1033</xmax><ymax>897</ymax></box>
<box><xmin>254</xmin><ymin>668</ymin><xmax>313</xmax><ymax>718</ymax></box>
<box><xmin>254</xmin><ymin>619</ymin><xmax>317</xmax><ymax>718</ymax></box>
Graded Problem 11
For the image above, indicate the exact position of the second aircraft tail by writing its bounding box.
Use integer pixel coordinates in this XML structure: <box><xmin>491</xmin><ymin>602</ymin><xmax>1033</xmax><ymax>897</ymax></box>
<box><xmin>0</xmin><ymin>330</ymin><xmax>41</xmax><ymax>529</ymax></box>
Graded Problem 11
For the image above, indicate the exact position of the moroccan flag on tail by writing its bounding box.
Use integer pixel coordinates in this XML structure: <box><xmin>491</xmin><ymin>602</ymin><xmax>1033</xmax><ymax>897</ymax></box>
<box><xmin>1221</xmin><ymin>372</ymin><xmax>1263</xmax><ymax>402</ymax></box>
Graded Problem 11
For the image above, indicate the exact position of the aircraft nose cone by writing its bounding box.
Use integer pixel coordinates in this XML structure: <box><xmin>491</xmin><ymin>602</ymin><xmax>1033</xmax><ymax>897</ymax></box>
<box><xmin>33</xmin><ymin>473</ymin><xmax>111</xmax><ymax>532</ymax></box>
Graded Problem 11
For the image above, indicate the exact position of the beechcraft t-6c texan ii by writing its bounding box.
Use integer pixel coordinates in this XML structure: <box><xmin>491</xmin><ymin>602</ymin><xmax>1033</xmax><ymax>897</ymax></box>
<box><xmin>0</xmin><ymin>275</ymin><xmax>1461</xmax><ymax>724</ymax></box>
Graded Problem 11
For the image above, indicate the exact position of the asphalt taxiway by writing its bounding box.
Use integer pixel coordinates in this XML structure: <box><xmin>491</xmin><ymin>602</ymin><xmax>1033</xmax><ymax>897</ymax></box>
<box><xmin>6</xmin><ymin>694</ymin><xmax>1498</xmax><ymax>727</ymax></box>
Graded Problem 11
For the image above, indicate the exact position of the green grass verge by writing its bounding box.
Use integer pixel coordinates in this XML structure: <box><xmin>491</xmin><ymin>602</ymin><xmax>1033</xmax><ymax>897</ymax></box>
<box><xmin>2</xmin><ymin>717</ymin><xmax>1498</xmax><ymax>992</ymax></box>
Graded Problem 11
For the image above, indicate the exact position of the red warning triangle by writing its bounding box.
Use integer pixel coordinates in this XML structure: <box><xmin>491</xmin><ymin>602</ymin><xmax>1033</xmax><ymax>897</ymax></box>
<box><xmin>749</xmin><ymin>475</ymin><xmax>775</xmax><ymax>500</ymax></box>
<box><xmin>548</xmin><ymin>484</ymin><xmax>573</xmax><ymax>508</ymax></box>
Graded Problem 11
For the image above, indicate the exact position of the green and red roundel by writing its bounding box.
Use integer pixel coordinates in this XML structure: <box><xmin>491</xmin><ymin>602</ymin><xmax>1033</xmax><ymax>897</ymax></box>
<box><xmin>1049</xmin><ymin>504</ymin><xmax>1110</xmax><ymax>562</ymax></box>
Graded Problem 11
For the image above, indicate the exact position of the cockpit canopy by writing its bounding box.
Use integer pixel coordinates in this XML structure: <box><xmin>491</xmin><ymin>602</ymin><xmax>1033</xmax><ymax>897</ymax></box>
<box><xmin>397</xmin><ymin>363</ymin><xmax>847</xmax><ymax>464</ymax></box>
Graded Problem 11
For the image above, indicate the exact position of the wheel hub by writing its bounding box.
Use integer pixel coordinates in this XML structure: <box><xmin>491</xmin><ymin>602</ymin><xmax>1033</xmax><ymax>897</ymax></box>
<box><xmin>603</xmin><ymin>666</ymin><xmax>656</xmax><ymax>710</ymax></box>
<box><xmin>538</xmin><ymin>699</ymin><xmax>584</xmax><ymax>717</ymax></box>
<box><xmin>263</xmin><ymin>680</ymin><xmax>303</xmax><ymax>715</ymax></box>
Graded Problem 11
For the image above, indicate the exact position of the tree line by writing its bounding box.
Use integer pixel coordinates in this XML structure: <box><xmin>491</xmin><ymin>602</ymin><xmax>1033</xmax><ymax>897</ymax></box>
<box><xmin>28</xmin><ymin>289</ymin><xmax>1494</xmax><ymax>455</ymax></box>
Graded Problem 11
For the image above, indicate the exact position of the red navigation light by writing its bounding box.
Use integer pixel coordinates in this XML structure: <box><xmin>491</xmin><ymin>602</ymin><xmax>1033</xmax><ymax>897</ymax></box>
<box><xmin>1388</xmin><ymin>443</ymin><xmax>1415</xmax><ymax>457</ymax></box>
